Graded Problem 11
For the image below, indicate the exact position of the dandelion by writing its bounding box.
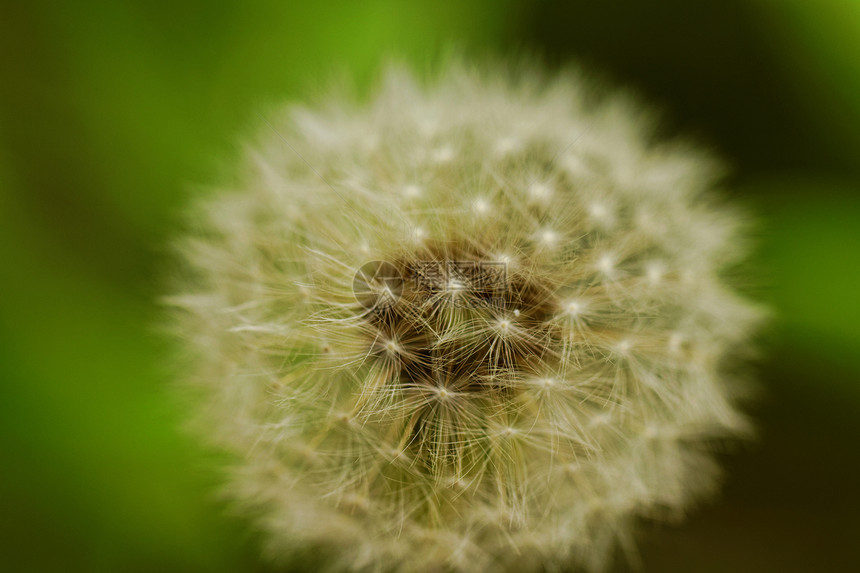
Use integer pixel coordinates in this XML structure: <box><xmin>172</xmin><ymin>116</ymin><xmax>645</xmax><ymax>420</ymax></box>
<box><xmin>167</xmin><ymin>61</ymin><xmax>763</xmax><ymax>572</ymax></box>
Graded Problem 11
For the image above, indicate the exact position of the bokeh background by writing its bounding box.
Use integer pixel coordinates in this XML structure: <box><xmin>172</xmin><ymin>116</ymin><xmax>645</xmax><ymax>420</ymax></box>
<box><xmin>2</xmin><ymin>1</ymin><xmax>859</xmax><ymax>571</ymax></box>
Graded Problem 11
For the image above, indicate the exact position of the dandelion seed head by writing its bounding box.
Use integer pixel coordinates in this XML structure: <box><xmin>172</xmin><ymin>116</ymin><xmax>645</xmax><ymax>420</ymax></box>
<box><xmin>402</xmin><ymin>184</ymin><xmax>422</xmax><ymax>199</ymax></box>
<box><xmin>645</xmin><ymin>260</ymin><xmax>666</xmax><ymax>285</ymax></box>
<box><xmin>565</xmin><ymin>300</ymin><xmax>584</xmax><ymax>316</ymax></box>
<box><xmin>615</xmin><ymin>339</ymin><xmax>633</xmax><ymax>356</ymax></box>
<box><xmin>472</xmin><ymin>197</ymin><xmax>491</xmax><ymax>215</ymax></box>
<box><xmin>494</xmin><ymin>136</ymin><xmax>522</xmax><ymax>156</ymax></box>
<box><xmin>528</xmin><ymin>182</ymin><xmax>553</xmax><ymax>203</ymax></box>
<box><xmin>432</xmin><ymin>145</ymin><xmax>455</xmax><ymax>164</ymax></box>
<box><xmin>597</xmin><ymin>253</ymin><xmax>615</xmax><ymax>275</ymax></box>
<box><xmin>169</xmin><ymin>61</ymin><xmax>763</xmax><ymax>573</ymax></box>
<box><xmin>383</xmin><ymin>339</ymin><xmax>400</xmax><ymax>355</ymax></box>
<box><xmin>409</xmin><ymin>226</ymin><xmax>426</xmax><ymax>243</ymax></box>
<box><xmin>539</xmin><ymin>228</ymin><xmax>559</xmax><ymax>247</ymax></box>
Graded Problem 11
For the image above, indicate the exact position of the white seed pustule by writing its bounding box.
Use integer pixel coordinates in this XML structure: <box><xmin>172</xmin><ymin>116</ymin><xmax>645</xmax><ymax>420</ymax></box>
<box><xmin>168</xmin><ymin>61</ymin><xmax>763</xmax><ymax>573</ymax></box>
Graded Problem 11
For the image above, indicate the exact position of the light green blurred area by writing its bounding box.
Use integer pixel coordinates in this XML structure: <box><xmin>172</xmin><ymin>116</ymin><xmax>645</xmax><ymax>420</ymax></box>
<box><xmin>2</xmin><ymin>1</ymin><xmax>859</xmax><ymax>572</ymax></box>
<box><xmin>755</xmin><ymin>0</ymin><xmax>860</xmax><ymax>157</ymax></box>
<box><xmin>749</xmin><ymin>178</ymin><xmax>860</xmax><ymax>383</ymax></box>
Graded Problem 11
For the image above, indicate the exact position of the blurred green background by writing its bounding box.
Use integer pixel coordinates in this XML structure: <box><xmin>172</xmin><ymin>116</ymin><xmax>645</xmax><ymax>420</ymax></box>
<box><xmin>2</xmin><ymin>1</ymin><xmax>859</xmax><ymax>571</ymax></box>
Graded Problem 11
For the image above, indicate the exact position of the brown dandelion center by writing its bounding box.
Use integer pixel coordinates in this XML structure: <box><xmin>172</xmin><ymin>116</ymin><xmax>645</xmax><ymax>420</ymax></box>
<box><xmin>357</xmin><ymin>240</ymin><xmax>561</xmax><ymax>470</ymax></box>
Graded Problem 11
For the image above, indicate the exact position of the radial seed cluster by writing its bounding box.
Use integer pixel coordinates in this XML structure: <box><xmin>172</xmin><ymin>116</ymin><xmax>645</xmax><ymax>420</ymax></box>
<box><xmin>169</xmin><ymin>63</ymin><xmax>762</xmax><ymax>573</ymax></box>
